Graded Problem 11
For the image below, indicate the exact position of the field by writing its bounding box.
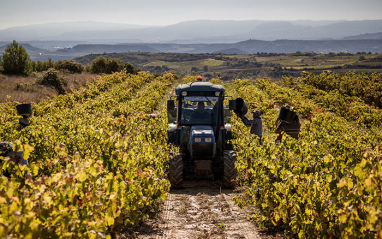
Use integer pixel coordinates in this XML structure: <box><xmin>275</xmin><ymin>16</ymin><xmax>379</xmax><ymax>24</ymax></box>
<box><xmin>0</xmin><ymin>72</ymin><xmax>98</xmax><ymax>103</ymax></box>
<box><xmin>74</xmin><ymin>52</ymin><xmax>382</xmax><ymax>80</ymax></box>
<box><xmin>0</xmin><ymin>70</ymin><xmax>382</xmax><ymax>238</ymax></box>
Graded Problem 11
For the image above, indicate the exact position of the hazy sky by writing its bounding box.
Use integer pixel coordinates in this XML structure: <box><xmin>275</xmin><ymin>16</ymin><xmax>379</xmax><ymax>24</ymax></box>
<box><xmin>1</xmin><ymin>0</ymin><xmax>381</xmax><ymax>30</ymax></box>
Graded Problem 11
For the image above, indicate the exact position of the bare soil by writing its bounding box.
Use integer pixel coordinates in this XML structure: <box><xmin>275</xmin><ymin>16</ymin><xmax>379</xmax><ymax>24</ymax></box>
<box><xmin>123</xmin><ymin>180</ymin><xmax>283</xmax><ymax>239</ymax></box>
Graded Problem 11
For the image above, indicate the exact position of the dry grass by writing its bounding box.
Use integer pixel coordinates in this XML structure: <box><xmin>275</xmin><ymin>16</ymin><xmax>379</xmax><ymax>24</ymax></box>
<box><xmin>0</xmin><ymin>72</ymin><xmax>99</xmax><ymax>103</ymax></box>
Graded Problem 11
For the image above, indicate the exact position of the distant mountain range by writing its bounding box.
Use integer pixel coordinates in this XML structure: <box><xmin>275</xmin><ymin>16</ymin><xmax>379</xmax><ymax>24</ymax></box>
<box><xmin>1</xmin><ymin>20</ymin><xmax>382</xmax><ymax>44</ymax></box>
<box><xmin>1</xmin><ymin>39</ymin><xmax>382</xmax><ymax>61</ymax></box>
<box><xmin>1</xmin><ymin>20</ymin><xmax>382</xmax><ymax>60</ymax></box>
<box><xmin>344</xmin><ymin>32</ymin><xmax>382</xmax><ymax>40</ymax></box>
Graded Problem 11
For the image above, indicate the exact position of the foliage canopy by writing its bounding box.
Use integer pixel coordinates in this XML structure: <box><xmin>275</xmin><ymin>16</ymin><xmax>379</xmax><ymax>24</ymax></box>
<box><xmin>1</xmin><ymin>40</ymin><xmax>32</xmax><ymax>76</ymax></box>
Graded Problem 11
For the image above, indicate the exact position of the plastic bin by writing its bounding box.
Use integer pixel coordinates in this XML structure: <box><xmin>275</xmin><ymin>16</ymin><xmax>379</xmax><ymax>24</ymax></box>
<box><xmin>278</xmin><ymin>106</ymin><xmax>296</xmax><ymax>123</ymax></box>
<box><xmin>16</xmin><ymin>103</ymin><xmax>32</xmax><ymax>117</ymax></box>
<box><xmin>233</xmin><ymin>98</ymin><xmax>248</xmax><ymax>116</ymax></box>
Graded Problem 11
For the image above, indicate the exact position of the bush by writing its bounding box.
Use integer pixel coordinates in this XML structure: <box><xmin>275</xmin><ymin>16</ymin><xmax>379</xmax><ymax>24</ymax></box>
<box><xmin>1</xmin><ymin>40</ymin><xmax>32</xmax><ymax>76</ymax></box>
<box><xmin>55</xmin><ymin>60</ymin><xmax>84</xmax><ymax>73</ymax></box>
<box><xmin>91</xmin><ymin>56</ymin><xmax>123</xmax><ymax>74</ymax></box>
<box><xmin>105</xmin><ymin>58</ymin><xmax>122</xmax><ymax>74</ymax></box>
<box><xmin>37</xmin><ymin>68</ymin><xmax>67</xmax><ymax>94</ymax></box>
<box><xmin>359</xmin><ymin>55</ymin><xmax>366</xmax><ymax>61</ymax></box>
<box><xmin>123</xmin><ymin>62</ymin><xmax>135</xmax><ymax>74</ymax></box>
<box><xmin>32</xmin><ymin>59</ymin><xmax>55</xmax><ymax>72</ymax></box>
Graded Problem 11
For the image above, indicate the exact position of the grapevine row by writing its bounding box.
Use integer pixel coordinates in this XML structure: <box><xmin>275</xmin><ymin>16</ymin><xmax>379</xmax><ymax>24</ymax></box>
<box><xmin>0</xmin><ymin>71</ymin><xmax>177</xmax><ymax>238</ymax></box>
<box><xmin>300</xmin><ymin>71</ymin><xmax>382</xmax><ymax>108</ymax></box>
<box><xmin>227</xmin><ymin>75</ymin><xmax>382</xmax><ymax>238</ymax></box>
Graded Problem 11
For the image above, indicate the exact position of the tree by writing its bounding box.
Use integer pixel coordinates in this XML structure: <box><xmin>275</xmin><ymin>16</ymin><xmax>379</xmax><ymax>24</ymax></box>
<box><xmin>0</xmin><ymin>55</ymin><xmax>3</xmax><ymax>73</ymax></box>
<box><xmin>2</xmin><ymin>40</ymin><xmax>32</xmax><ymax>75</ymax></box>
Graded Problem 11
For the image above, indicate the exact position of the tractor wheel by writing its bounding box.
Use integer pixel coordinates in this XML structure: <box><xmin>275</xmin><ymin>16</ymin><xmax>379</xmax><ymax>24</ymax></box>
<box><xmin>222</xmin><ymin>150</ymin><xmax>237</xmax><ymax>189</ymax></box>
<box><xmin>169</xmin><ymin>153</ymin><xmax>183</xmax><ymax>189</ymax></box>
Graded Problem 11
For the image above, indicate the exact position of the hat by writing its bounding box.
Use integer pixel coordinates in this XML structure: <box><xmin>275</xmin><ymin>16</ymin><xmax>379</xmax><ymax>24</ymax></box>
<box><xmin>252</xmin><ymin>110</ymin><xmax>260</xmax><ymax>115</ymax></box>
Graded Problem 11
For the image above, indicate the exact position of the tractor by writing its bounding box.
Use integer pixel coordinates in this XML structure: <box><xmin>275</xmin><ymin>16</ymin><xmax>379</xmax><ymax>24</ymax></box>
<box><xmin>167</xmin><ymin>81</ymin><xmax>246</xmax><ymax>189</ymax></box>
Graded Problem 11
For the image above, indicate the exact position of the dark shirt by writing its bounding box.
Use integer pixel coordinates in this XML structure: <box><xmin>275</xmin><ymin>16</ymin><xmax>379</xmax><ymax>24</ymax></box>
<box><xmin>240</xmin><ymin>115</ymin><xmax>263</xmax><ymax>137</ymax></box>
<box><xmin>190</xmin><ymin>111</ymin><xmax>211</xmax><ymax>123</ymax></box>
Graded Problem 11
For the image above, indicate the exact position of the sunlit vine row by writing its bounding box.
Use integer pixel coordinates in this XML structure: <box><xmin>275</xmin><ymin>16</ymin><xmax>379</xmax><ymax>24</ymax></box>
<box><xmin>0</xmin><ymin>71</ymin><xmax>177</xmax><ymax>238</ymax></box>
<box><xmin>227</xmin><ymin>77</ymin><xmax>382</xmax><ymax>238</ymax></box>
<box><xmin>300</xmin><ymin>71</ymin><xmax>382</xmax><ymax>108</ymax></box>
<box><xmin>283</xmin><ymin>72</ymin><xmax>382</xmax><ymax>128</ymax></box>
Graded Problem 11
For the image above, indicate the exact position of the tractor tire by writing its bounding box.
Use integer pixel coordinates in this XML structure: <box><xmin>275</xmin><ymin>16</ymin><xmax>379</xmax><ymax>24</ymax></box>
<box><xmin>169</xmin><ymin>153</ymin><xmax>183</xmax><ymax>189</ymax></box>
<box><xmin>222</xmin><ymin>150</ymin><xmax>237</xmax><ymax>189</ymax></box>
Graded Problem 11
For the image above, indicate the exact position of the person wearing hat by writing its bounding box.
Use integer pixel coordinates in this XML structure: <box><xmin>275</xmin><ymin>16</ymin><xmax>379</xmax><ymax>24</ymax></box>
<box><xmin>238</xmin><ymin>109</ymin><xmax>263</xmax><ymax>145</ymax></box>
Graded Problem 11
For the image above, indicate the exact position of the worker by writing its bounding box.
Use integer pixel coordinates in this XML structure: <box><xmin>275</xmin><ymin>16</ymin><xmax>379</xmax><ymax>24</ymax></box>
<box><xmin>1</xmin><ymin>142</ymin><xmax>29</xmax><ymax>178</ymax></box>
<box><xmin>238</xmin><ymin>109</ymin><xmax>263</xmax><ymax>145</ymax></box>
<box><xmin>190</xmin><ymin>101</ymin><xmax>211</xmax><ymax>123</ymax></box>
<box><xmin>275</xmin><ymin>106</ymin><xmax>301</xmax><ymax>142</ymax></box>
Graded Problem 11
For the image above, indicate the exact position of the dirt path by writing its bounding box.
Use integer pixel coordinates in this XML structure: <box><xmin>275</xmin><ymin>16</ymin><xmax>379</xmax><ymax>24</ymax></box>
<box><xmin>130</xmin><ymin>180</ymin><xmax>271</xmax><ymax>239</ymax></box>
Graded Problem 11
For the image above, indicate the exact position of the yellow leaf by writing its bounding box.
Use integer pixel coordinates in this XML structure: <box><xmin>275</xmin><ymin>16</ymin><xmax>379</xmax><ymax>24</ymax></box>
<box><xmin>43</xmin><ymin>195</ymin><xmax>52</xmax><ymax>204</ymax></box>
<box><xmin>0</xmin><ymin>197</ymin><xmax>7</xmax><ymax>204</ymax></box>
<box><xmin>365</xmin><ymin>178</ymin><xmax>372</xmax><ymax>187</ymax></box>
<box><xmin>339</xmin><ymin>214</ymin><xmax>347</xmax><ymax>223</ymax></box>
<box><xmin>22</xmin><ymin>144</ymin><xmax>34</xmax><ymax>160</ymax></box>
<box><xmin>105</xmin><ymin>215</ymin><xmax>114</xmax><ymax>226</ymax></box>
<box><xmin>77</xmin><ymin>172</ymin><xmax>87</xmax><ymax>182</ymax></box>
<box><xmin>52</xmin><ymin>173</ymin><xmax>62</xmax><ymax>182</ymax></box>
<box><xmin>109</xmin><ymin>192</ymin><xmax>117</xmax><ymax>200</ymax></box>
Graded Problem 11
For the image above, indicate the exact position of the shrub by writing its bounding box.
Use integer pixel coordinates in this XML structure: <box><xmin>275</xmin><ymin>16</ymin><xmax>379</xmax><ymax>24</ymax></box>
<box><xmin>32</xmin><ymin>59</ymin><xmax>55</xmax><ymax>72</ymax></box>
<box><xmin>123</xmin><ymin>62</ymin><xmax>135</xmax><ymax>74</ymax></box>
<box><xmin>105</xmin><ymin>58</ymin><xmax>122</xmax><ymax>74</ymax></box>
<box><xmin>91</xmin><ymin>57</ymin><xmax>123</xmax><ymax>74</ymax></box>
<box><xmin>38</xmin><ymin>68</ymin><xmax>67</xmax><ymax>94</ymax></box>
<box><xmin>55</xmin><ymin>60</ymin><xmax>84</xmax><ymax>73</ymax></box>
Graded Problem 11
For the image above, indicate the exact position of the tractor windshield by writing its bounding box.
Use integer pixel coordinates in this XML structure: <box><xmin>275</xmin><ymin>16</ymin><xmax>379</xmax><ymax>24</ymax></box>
<box><xmin>180</xmin><ymin>96</ymin><xmax>219</xmax><ymax>125</ymax></box>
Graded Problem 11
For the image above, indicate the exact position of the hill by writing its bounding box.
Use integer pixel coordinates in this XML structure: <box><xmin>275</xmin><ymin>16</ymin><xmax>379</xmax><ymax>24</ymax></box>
<box><xmin>48</xmin><ymin>39</ymin><xmax>382</xmax><ymax>56</ymax></box>
<box><xmin>0</xmin><ymin>42</ymin><xmax>50</xmax><ymax>55</ymax></box>
<box><xmin>344</xmin><ymin>32</ymin><xmax>382</xmax><ymax>40</ymax></box>
<box><xmin>56</xmin><ymin>44</ymin><xmax>160</xmax><ymax>54</ymax></box>
<box><xmin>1</xmin><ymin>20</ymin><xmax>382</xmax><ymax>43</ymax></box>
<box><xmin>2</xmin><ymin>39</ymin><xmax>382</xmax><ymax>61</ymax></box>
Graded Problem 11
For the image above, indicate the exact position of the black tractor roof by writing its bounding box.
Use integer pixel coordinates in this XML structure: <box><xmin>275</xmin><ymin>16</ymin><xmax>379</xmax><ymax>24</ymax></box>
<box><xmin>175</xmin><ymin>82</ymin><xmax>225</xmax><ymax>95</ymax></box>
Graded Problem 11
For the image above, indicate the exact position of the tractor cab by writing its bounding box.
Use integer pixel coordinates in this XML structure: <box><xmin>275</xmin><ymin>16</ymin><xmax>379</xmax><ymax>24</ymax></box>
<box><xmin>167</xmin><ymin>81</ymin><xmax>237</xmax><ymax>189</ymax></box>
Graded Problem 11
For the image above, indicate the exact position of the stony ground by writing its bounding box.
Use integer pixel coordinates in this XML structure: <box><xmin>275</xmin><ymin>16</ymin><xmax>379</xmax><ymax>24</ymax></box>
<box><xmin>122</xmin><ymin>180</ymin><xmax>284</xmax><ymax>239</ymax></box>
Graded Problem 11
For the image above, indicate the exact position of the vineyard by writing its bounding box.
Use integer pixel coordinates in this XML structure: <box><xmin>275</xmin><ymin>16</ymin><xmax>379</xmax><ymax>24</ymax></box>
<box><xmin>0</xmin><ymin>70</ymin><xmax>382</xmax><ymax>238</ymax></box>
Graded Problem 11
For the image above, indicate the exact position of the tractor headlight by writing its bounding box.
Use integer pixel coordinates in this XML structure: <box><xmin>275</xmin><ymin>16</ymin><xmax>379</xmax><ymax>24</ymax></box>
<box><xmin>215</xmin><ymin>91</ymin><xmax>220</xmax><ymax>96</ymax></box>
<box><xmin>181</xmin><ymin>91</ymin><xmax>187</xmax><ymax>96</ymax></box>
<box><xmin>194</xmin><ymin>137</ymin><xmax>202</xmax><ymax>143</ymax></box>
<box><xmin>205</xmin><ymin>137</ymin><xmax>212</xmax><ymax>143</ymax></box>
